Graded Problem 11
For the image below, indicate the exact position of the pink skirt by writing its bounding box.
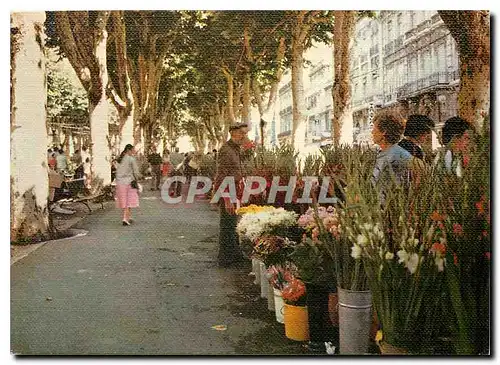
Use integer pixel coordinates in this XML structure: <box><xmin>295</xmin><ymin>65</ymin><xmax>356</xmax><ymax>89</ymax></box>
<box><xmin>115</xmin><ymin>183</ymin><xmax>139</xmax><ymax>209</ymax></box>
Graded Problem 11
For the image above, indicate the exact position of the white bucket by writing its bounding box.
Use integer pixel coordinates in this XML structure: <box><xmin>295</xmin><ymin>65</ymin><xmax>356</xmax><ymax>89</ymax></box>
<box><xmin>260</xmin><ymin>262</ymin><xmax>268</xmax><ymax>298</ymax></box>
<box><xmin>252</xmin><ymin>258</ymin><xmax>261</xmax><ymax>285</ymax></box>
<box><xmin>273</xmin><ymin>288</ymin><xmax>285</xmax><ymax>323</ymax></box>
<box><xmin>267</xmin><ymin>280</ymin><xmax>275</xmax><ymax>311</ymax></box>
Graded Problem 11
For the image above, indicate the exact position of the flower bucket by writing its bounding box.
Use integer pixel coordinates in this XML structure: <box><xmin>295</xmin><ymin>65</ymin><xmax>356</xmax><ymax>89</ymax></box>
<box><xmin>273</xmin><ymin>288</ymin><xmax>285</xmax><ymax>323</ymax></box>
<box><xmin>338</xmin><ymin>288</ymin><xmax>372</xmax><ymax>355</ymax></box>
<box><xmin>284</xmin><ymin>304</ymin><xmax>310</xmax><ymax>341</ymax></box>
<box><xmin>267</xmin><ymin>279</ymin><xmax>275</xmax><ymax>311</ymax></box>
<box><xmin>305</xmin><ymin>284</ymin><xmax>330</xmax><ymax>346</ymax></box>
<box><xmin>252</xmin><ymin>258</ymin><xmax>261</xmax><ymax>285</ymax></box>
<box><xmin>259</xmin><ymin>262</ymin><xmax>269</xmax><ymax>299</ymax></box>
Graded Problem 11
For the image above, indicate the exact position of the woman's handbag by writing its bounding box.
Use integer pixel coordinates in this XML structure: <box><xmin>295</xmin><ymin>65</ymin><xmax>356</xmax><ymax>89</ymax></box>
<box><xmin>130</xmin><ymin>180</ymin><xmax>139</xmax><ymax>189</ymax></box>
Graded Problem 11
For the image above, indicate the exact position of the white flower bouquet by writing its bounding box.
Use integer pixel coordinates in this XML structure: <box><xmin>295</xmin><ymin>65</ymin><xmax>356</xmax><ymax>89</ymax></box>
<box><xmin>236</xmin><ymin>206</ymin><xmax>300</xmax><ymax>265</ymax></box>
<box><xmin>237</xmin><ymin>207</ymin><xmax>299</xmax><ymax>242</ymax></box>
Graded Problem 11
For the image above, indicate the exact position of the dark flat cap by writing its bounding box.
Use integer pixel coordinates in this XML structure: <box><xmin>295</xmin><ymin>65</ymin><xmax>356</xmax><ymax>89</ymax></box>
<box><xmin>229</xmin><ymin>122</ymin><xmax>248</xmax><ymax>131</ymax></box>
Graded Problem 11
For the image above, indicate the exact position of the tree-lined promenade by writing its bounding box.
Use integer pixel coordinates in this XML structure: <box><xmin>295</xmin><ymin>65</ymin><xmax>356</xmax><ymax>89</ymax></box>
<box><xmin>10</xmin><ymin>10</ymin><xmax>489</xmax><ymax>252</ymax></box>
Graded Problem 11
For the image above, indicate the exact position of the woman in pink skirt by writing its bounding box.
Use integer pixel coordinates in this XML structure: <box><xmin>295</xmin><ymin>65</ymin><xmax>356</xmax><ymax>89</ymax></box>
<box><xmin>115</xmin><ymin>144</ymin><xmax>141</xmax><ymax>225</ymax></box>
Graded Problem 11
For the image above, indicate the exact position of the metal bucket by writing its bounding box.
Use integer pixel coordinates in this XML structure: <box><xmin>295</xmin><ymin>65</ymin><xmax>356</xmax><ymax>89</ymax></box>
<box><xmin>252</xmin><ymin>258</ymin><xmax>261</xmax><ymax>285</ymax></box>
<box><xmin>259</xmin><ymin>262</ymin><xmax>269</xmax><ymax>298</ymax></box>
<box><xmin>338</xmin><ymin>288</ymin><xmax>372</xmax><ymax>355</ymax></box>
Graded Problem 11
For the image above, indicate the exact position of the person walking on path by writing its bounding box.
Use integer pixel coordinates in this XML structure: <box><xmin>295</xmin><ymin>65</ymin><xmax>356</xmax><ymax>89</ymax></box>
<box><xmin>148</xmin><ymin>147</ymin><xmax>163</xmax><ymax>191</ymax></box>
<box><xmin>213</xmin><ymin>122</ymin><xmax>249</xmax><ymax>267</ymax></box>
<box><xmin>169</xmin><ymin>147</ymin><xmax>184</xmax><ymax>197</ymax></box>
<box><xmin>115</xmin><ymin>144</ymin><xmax>141</xmax><ymax>226</ymax></box>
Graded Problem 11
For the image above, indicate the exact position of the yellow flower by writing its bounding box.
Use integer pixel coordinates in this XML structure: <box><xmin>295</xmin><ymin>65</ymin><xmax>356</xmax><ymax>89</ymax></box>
<box><xmin>236</xmin><ymin>205</ymin><xmax>275</xmax><ymax>215</ymax></box>
<box><xmin>375</xmin><ymin>330</ymin><xmax>383</xmax><ymax>345</ymax></box>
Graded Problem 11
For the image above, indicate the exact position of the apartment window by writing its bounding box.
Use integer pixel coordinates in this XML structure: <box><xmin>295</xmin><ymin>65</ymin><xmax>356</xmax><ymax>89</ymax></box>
<box><xmin>371</xmin><ymin>24</ymin><xmax>378</xmax><ymax>44</ymax></box>
<box><xmin>397</xmin><ymin>13</ymin><xmax>403</xmax><ymax>35</ymax></box>
<box><xmin>387</xmin><ymin>20</ymin><xmax>393</xmax><ymax>40</ymax></box>
<box><xmin>422</xmin><ymin>48</ymin><xmax>431</xmax><ymax>77</ymax></box>
<box><xmin>371</xmin><ymin>55</ymin><xmax>379</xmax><ymax>70</ymax></box>
<box><xmin>410</xmin><ymin>11</ymin><xmax>415</xmax><ymax>28</ymax></box>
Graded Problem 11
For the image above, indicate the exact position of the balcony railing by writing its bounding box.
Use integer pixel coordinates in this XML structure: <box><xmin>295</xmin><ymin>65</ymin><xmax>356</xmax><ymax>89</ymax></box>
<box><xmin>416</xmin><ymin>19</ymin><xmax>431</xmax><ymax>34</ymax></box>
<box><xmin>396</xmin><ymin>71</ymin><xmax>459</xmax><ymax>99</ymax></box>
<box><xmin>431</xmin><ymin>13</ymin><xmax>441</xmax><ymax>25</ymax></box>
<box><xmin>405</xmin><ymin>28</ymin><xmax>417</xmax><ymax>40</ymax></box>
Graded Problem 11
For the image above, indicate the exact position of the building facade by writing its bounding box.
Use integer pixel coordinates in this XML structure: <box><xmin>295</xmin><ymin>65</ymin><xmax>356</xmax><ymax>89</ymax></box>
<box><xmin>273</xmin><ymin>11</ymin><xmax>458</xmax><ymax>150</ymax></box>
<box><xmin>351</xmin><ymin>11</ymin><xmax>460</xmax><ymax>145</ymax></box>
<box><xmin>276</xmin><ymin>41</ymin><xmax>334</xmax><ymax>150</ymax></box>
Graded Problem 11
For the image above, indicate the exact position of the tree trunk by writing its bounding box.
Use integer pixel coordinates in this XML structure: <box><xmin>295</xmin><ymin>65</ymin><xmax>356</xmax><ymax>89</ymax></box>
<box><xmin>438</xmin><ymin>11</ymin><xmax>490</xmax><ymax>130</ymax></box>
<box><xmin>291</xmin><ymin>43</ymin><xmax>307</xmax><ymax>150</ymax></box>
<box><xmin>10</xmin><ymin>12</ymin><xmax>53</xmax><ymax>243</ymax></box>
<box><xmin>89</xmin><ymin>25</ymin><xmax>111</xmax><ymax>188</ymax></box>
<box><xmin>332</xmin><ymin>10</ymin><xmax>356</xmax><ymax>146</ymax></box>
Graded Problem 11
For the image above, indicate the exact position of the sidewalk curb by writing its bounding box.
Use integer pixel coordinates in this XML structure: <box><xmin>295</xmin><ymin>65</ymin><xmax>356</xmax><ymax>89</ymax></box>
<box><xmin>10</xmin><ymin>228</ymin><xmax>89</xmax><ymax>266</ymax></box>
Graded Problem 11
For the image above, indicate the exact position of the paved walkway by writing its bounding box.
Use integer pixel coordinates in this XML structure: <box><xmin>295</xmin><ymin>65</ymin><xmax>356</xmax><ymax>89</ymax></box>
<box><xmin>11</xmin><ymin>185</ymin><xmax>307</xmax><ymax>355</ymax></box>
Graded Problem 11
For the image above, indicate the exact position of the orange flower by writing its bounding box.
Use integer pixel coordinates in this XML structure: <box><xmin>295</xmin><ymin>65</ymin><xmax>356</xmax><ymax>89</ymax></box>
<box><xmin>430</xmin><ymin>211</ymin><xmax>446</xmax><ymax>222</ymax></box>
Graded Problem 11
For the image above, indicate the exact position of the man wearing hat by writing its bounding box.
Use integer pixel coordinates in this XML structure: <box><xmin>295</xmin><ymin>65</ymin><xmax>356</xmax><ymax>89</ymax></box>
<box><xmin>398</xmin><ymin>114</ymin><xmax>435</xmax><ymax>161</ymax></box>
<box><xmin>214</xmin><ymin>122</ymin><xmax>249</xmax><ymax>267</ymax></box>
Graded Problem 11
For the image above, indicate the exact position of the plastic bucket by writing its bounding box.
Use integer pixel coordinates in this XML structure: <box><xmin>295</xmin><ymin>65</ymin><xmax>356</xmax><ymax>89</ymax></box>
<box><xmin>338</xmin><ymin>288</ymin><xmax>372</xmax><ymax>354</ymax></box>
<box><xmin>273</xmin><ymin>288</ymin><xmax>285</xmax><ymax>323</ymax></box>
<box><xmin>284</xmin><ymin>304</ymin><xmax>310</xmax><ymax>341</ymax></box>
<box><xmin>267</xmin><ymin>280</ymin><xmax>275</xmax><ymax>311</ymax></box>
<box><xmin>252</xmin><ymin>258</ymin><xmax>261</xmax><ymax>285</ymax></box>
<box><xmin>260</xmin><ymin>262</ymin><xmax>268</xmax><ymax>298</ymax></box>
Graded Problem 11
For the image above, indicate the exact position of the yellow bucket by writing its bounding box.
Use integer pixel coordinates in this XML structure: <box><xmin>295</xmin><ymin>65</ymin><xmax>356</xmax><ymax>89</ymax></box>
<box><xmin>284</xmin><ymin>304</ymin><xmax>309</xmax><ymax>341</ymax></box>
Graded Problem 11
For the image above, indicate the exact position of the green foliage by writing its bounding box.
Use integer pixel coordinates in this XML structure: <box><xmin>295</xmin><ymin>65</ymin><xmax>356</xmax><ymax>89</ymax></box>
<box><xmin>46</xmin><ymin>58</ymin><xmax>88</xmax><ymax>118</ymax></box>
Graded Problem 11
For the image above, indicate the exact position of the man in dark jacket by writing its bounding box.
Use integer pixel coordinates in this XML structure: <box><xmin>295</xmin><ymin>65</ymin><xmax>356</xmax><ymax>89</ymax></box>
<box><xmin>398</xmin><ymin>114</ymin><xmax>435</xmax><ymax>161</ymax></box>
<box><xmin>214</xmin><ymin>122</ymin><xmax>249</xmax><ymax>267</ymax></box>
<box><xmin>147</xmin><ymin>147</ymin><xmax>163</xmax><ymax>190</ymax></box>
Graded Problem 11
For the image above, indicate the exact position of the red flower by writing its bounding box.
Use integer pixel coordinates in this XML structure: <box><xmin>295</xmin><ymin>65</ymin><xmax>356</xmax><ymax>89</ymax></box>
<box><xmin>482</xmin><ymin>230</ymin><xmax>489</xmax><ymax>238</ymax></box>
<box><xmin>453</xmin><ymin>253</ymin><xmax>458</xmax><ymax>265</ymax></box>
<box><xmin>281</xmin><ymin>278</ymin><xmax>306</xmax><ymax>304</ymax></box>
<box><xmin>431</xmin><ymin>242</ymin><xmax>446</xmax><ymax>255</ymax></box>
<box><xmin>485</xmin><ymin>252</ymin><xmax>491</xmax><ymax>260</ymax></box>
<box><xmin>453</xmin><ymin>223</ymin><xmax>464</xmax><ymax>236</ymax></box>
<box><xmin>462</xmin><ymin>155</ymin><xmax>470</xmax><ymax>168</ymax></box>
<box><xmin>453</xmin><ymin>132</ymin><xmax>470</xmax><ymax>153</ymax></box>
